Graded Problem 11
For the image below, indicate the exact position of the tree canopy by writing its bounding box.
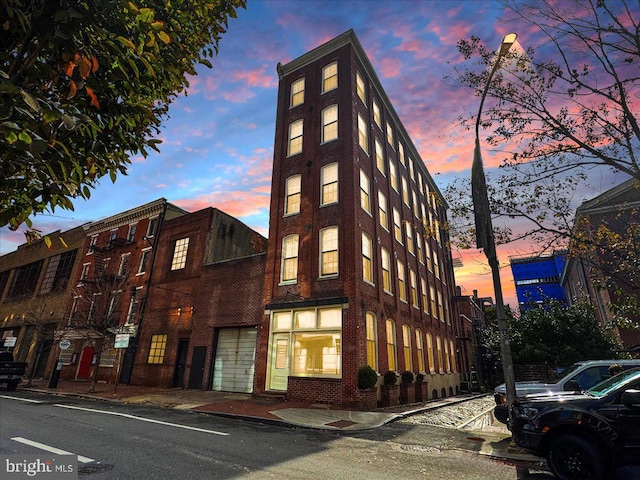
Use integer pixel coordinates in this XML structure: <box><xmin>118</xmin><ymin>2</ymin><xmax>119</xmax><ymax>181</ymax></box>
<box><xmin>446</xmin><ymin>0</ymin><xmax>639</xmax><ymax>250</ymax></box>
<box><xmin>0</xmin><ymin>0</ymin><xmax>245</xmax><ymax>230</ymax></box>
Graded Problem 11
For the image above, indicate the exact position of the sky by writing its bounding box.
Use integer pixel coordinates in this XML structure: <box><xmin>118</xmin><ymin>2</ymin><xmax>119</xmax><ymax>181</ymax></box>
<box><xmin>0</xmin><ymin>0</ymin><xmax>631</xmax><ymax>308</ymax></box>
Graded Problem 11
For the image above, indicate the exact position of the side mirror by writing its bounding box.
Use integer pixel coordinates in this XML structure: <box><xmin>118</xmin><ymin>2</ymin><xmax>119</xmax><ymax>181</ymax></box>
<box><xmin>621</xmin><ymin>389</ymin><xmax>640</xmax><ymax>409</ymax></box>
<box><xmin>564</xmin><ymin>380</ymin><xmax>581</xmax><ymax>391</ymax></box>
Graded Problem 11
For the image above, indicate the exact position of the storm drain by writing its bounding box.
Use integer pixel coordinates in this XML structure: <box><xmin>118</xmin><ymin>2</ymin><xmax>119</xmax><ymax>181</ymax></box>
<box><xmin>400</xmin><ymin>445</ymin><xmax>442</xmax><ymax>454</ymax></box>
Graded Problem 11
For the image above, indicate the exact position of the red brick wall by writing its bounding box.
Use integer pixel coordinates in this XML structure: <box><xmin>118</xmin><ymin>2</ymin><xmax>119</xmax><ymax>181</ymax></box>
<box><xmin>288</xmin><ymin>377</ymin><xmax>342</xmax><ymax>405</ymax></box>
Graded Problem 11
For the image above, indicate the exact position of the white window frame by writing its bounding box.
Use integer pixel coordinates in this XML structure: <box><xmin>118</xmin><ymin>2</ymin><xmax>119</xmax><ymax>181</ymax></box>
<box><xmin>171</xmin><ymin>238</ymin><xmax>189</xmax><ymax>271</ymax></box>
<box><xmin>397</xmin><ymin>260</ymin><xmax>407</xmax><ymax>302</ymax></box>
<box><xmin>389</xmin><ymin>159</ymin><xmax>398</xmax><ymax>192</ymax></box>
<box><xmin>358</xmin><ymin>114</ymin><xmax>368</xmax><ymax>153</ymax></box>
<box><xmin>386</xmin><ymin>319</ymin><xmax>397</xmax><ymax>372</ymax></box>
<box><xmin>288</xmin><ymin>119</ymin><xmax>303</xmax><ymax>156</ymax></box>
<box><xmin>362</xmin><ymin>232</ymin><xmax>374</xmax><ymax>285</ymax></box>
<box><xmin>137</xmin><ymin>247</ymin><xmax>152</xmax><ymax>275</ymax></box>
<box><xmin>378</xmin><ymin>191</ymin><xmax>388</xmax><ymax>230</ymax></box>
<box><xmin>356</xmin><ymin>71</ymin><xmax>366</xmax><ymax>104</ymax></box>
<box><xmin>393</xmin><ymin>208</ymin><xmax>402</xmax><ymax>243</ymax></box>
<box><xmin>373</xmin><ymin>100</ymin><xmax>381</xmax><ymax>128</ymax></box>
<box><xmin>281</xmin><ymin>235</ymin><xmax>299</xmax><ymax>284</ymax></box>
<box><xmin>366</xmin><ymin>312</ymin><xmax>378</xmax><ymax>371</ymax></box>
<box><xmin>321</xmin><ymin>105</ymin><xmax>338</xmax><ymax>143</ymax></box>
<box><xmin>320</xmin><ymin>163</ymin><xmax>338</xmax><ymax>206</ymax></box>
<box><xmin>381</xmin><ymin>247</ymin><xmax>392</xmax><ymax>294</ymax></box>
<box><xmin>375</xmin><ymin>139</ymin><xmax>385</xmax><ymax>175</ymax></box>
<box><xmin>320</xmin><ymin>227</ymin><xmax>339</xmax><ymax>277</ymax></box>
<box><xmin>386</xmin><ymin>122</ymin><xmax>394</xmax><ymax>148</ymax></box>
<box><xmin>285</xmin><ymin>175</ymin><xmax>301</xmax><ymax>216</ymax></box>
<box><xmin>291</xmin><ymin>77</ymin><xmax>305</xmax><ymax>107</ymax></box>
<box><xmin>322</xmin><ymin>62</ymin><xmax>338</xmax><ymax>93</ymax></box>
<box><xmin>360</xmin><ymin>169</ymin><xmax>371</xmax><ymax>214</ymax></box>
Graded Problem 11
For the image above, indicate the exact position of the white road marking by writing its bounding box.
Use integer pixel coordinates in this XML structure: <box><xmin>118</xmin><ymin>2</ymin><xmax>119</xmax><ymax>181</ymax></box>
<box><xmin>11</xmin><ymin>437</ymin><xmax>94</xmax><ymax>463</ymax></box>
<box><xmin>0</xmin><ymin>395</ymin><xmax>42</xmax><ymax>403</ymax></box>
<box><xmin>54</xmin><ymin>404</ymin><xmax>229</xmax><ymax>436</ymax></box>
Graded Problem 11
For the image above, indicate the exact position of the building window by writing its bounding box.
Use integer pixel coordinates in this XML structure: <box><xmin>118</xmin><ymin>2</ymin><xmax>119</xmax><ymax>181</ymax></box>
<box><xmin>393</xmin><ymin>208</ymin><xmax>402</xmax><ymax>243</ymax></box>
<box><xmin>109</xmin><ymin>229</ymin><xmax>118</xmax><ymax>245</ymax></box>
<box><xmin>386</xmin><ymin>319</ymin><xmax>397</xmax><ymax>372</ymax></box>
<box><xmin>39</xmin><ymin>249</ymin><xmax>77</xmax><ymax>294</ymax></box>
<box><xmin>118</xmin><ymin>253</ymin><xmax>130</xmax><ymax>277</ymax></box>
<box><xmin>147</xmin><ymin>217</ymin><xmax>158</xmax><ymax>238</ymax></box>
<box><xmin>322</xmin><ymin>62</ymin><xmax>338</xmax><ymax>93</ymax></box>
<box><xmin>444</xmin><ymin>340</ymin><xmax>451</xmax><ymax>373</ymax></box>
<box><xmin>87</xmin><ymin>292</ymin><xmax>99</xmax><ymax>321</ymax></box>
<box><xmin>285</xmin><ymin>175</ymin><xmax>301</xmax><ymax>215</ymax></box>
<box><xmin>438</xmin><ymin>291</ymin><xmax>445</xmax><ymax>321</ymax></box>
<box><xmin>450</xmin><ymin>340</ymin><xmax>457</xmax><ymax>372</ymax></box>
<box><xmin>88</xmin><ymin>235</ymin><xmax>98</xmax><ymax>254</ymax></box>
<box><xmin>426</xmin><ymin>241</ymin><xmax>433</xmax><ymax>272</ymax></box>
<box><xmin>147</xmin><ymin>334</ymin><xmax>167</xmax><ymax>364</ymax></box>
<box><xmin>357</xmin><ymin>114</ymin><xmax>368</xmax><ymax>153</ymax></box>
<box><xmin>398</xmin><ymin>142</ymin><xmax>406</xmax><ymax>166</ymax></box>
<box><xmin>373</xmin><ymin>100</ymin><xmax>381</xmax><ymax>128</ymax></box>
<box><xmin>366</xmin><ymin>312</ymin><xmax>377</xmax><ymax>371</ymax></box>
<box><xmin>281</xmin><ymin>235</ymin><xmax>299</xmax><ymax>283</ymax></box>
<box><xmin>389</xmin><ymin>159</ymin><xmax>398</xmax><ymax>192</ymax></box>
<box><xmin>410</xmin><ymin>269</ymin><xmax>418</xmax><ymax>308</ymax></box>
<box><xmin>321</xmin><ymin>105</ymin><xmax>338</xmax><ymax>143</ymax></box>
<box><xmin>405</xmin><ymin>222</ymin><xmax>414</xmax><ymax>254</ymax></box>
<box><xmin>288</xmin><ymin>119</ymin><xmax>303</xmax><ymax>156</ymax></box>
<box><xmin>409</xmin><ymin>158</ymin><xmax>415</xmax><ymax>181</ymax></box>
<box><xmin>360</xmin><ymin>169</ymin><xmax>371</xmax><ymax>214</ymax></box>
<box><xmin>356</xmin><ymin>71</ymin><xmax>366</xmax><ymax>104</ymax></box>
<box><xmin>381</xmin><ymin>248</ymin><xmax>392</xmax><ymax>294</ymax></box>
<box><xmin>6</xmin><ymin>260</ymin><xmax>43</xmax><ymax>301</ymax></box>
<box><xmin>291</xmin><ymin>77</ymin><xmax>305</xmax><ymax>107</ymax></box>
<box><xmin>402</xmin><ymin>177</ymin><xmax>409</xmax><ymax>205</ymax></box>
<box><xmin>412</xmin><ymin>191</ymin><xmax>419</xmax><ymax>217</ymax></box>
<box><xmin>402</xmin><ymin>324</ymin><xmax>411</xmax><ymax>372</ymax></box>
<box><xmin>375</xmin><ymin>139</ymin><xmax>385</xmax><ymax>174</ymax></box>
<box><xmin>321</xmin><ymin>163</ymin><xmax>338</xmax><ymax>206</ymax></box>
<box><xmin>430</xmin><ymin>285</ymin><xmax>436</xmax><ymax>317</ymax></box>
<box><xmin>362</xmin><ymin>232</ymin><xmax>373</xmax><ymax>284</ymax></box>
<box><xmin>126</xmin><ymin>287</ymin><xmax>141</xmax><ymax>324</ymax></box>
<box><xmin>386</xmin><ymin>122</ymin><xmax>394</xmax><ymax>147</ymax></box>
<box><xmin>320</xmin><ymin>227</ymin><xmax>338</xmax><ymax>277</ymax></box>
<box><xmin>416</xmin><ymin>330</ymin><xmax>425</xmax><ymax>373</ymax></box>
<box><xmin>421</xmin><ymin>277</ymin><xmax>428</xmax><ymax>313</ymax></box>
<box><xmin>378</xmin><ymin>191</ymin><xmax>388</xmax><ymax>230</ymax></box>
<box><xmin>397</xmin><ymin>260</ymin><xmax>406</xmax><ymax>302</ymax></box>
<box><xmin>107</xmin><ymin>290</ymin><xmax>121</xmax><ymax>318</ymax></box>
<box><xmin>79</xmin><ymin>263</ymin><xmax>90</xmax><ymax>284</ymax></box>
<box><xmin>138</xmin><ymin>248</ymin><xmax>152</xmax><ymax>274</ymax></box>
<box><xmin>426</xmin><ymin>333</ymin><xmax>435</xmax><ymax>373</ymax></box>
<box><xmin>127</xmin><ymin>223</ymin><xmax>137</xmax><ymax>243</ymax></box>
<box><xmin>171</xmin><ymin>238</ymin><xmax>189</xmax><ymax>270</ymax></box>
<box><xmin>416</xmin><ymin>235</ymin><xmax>424</xmax><ymax>263</ymax></box>
<box><xmin>436</xmin><ymin>336</ymin><xmax>443</xmax><ymax>373</ymax></box>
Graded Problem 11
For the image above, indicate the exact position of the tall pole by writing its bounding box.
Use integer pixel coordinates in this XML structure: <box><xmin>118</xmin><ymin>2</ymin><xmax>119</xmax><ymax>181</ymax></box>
<box><xmin>471</xmin><ymin>33</ymin><xmax>518</xmax><ymax>426</ymax></box>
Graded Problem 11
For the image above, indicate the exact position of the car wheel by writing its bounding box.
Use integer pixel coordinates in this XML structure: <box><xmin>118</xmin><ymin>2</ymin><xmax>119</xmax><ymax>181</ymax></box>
<box><xmin>547</xmin><ymin>434</ymin><xmax>607</xmax><ymax>480</ymax></box>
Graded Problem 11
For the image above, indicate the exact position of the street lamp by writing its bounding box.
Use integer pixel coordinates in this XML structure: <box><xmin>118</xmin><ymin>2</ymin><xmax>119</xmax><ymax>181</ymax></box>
<box><xmin>471</xmin><ymin>33</ymin><xmax>517</xmax><ymax>425</ymax></box>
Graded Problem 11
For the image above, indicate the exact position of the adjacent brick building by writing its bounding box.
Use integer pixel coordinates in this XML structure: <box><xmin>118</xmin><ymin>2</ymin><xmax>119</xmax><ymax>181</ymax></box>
<box><xmin>254</xmin><ymin>30</ymin><xmax>460</xmax><ymax>406</ymax></box>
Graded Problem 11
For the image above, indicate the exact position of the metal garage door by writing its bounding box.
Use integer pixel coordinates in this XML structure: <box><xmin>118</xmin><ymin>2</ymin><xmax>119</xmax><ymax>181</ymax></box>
<box><xmin>212</xmin><ymin>328</ymin><xmax>256</xmax><ymax>393</ymax></box>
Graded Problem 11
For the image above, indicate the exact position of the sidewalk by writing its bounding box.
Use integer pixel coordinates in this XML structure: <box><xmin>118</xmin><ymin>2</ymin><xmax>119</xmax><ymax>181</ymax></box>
<box><xmin>13</xmin><ymin>378</ymin><xmax>538</xmax><ymax>465</ymax></box>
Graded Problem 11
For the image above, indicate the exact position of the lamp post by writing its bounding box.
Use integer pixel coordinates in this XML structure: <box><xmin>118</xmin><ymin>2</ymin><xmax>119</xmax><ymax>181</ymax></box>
<box><xmin>471</xmin><ymin>33</ymin><xmax>518</xmax><ymax>426</ymax></box>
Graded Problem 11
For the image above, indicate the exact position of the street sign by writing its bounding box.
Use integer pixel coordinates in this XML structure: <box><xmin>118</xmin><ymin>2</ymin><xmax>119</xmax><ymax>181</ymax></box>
<box><xmin>3</xmin><ymin>336</ymin><xmax>17</xmax><ymax>347</ymax></box>
<box><xmin>59</xmin><ymin>339</ymin><xmax>71</xmax><ymax>350</ymax></box>
<box><xmin>114</xmin><ymin>334</ymin><xmax>130</xmax><ymax>348</ymax></box>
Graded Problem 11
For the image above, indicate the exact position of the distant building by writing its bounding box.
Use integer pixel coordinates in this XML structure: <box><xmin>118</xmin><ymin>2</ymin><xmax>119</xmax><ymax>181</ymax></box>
<box><xmin>453</xmin><ymin>287</ymin><xmax>489</xmax><ymax>391</ymax></box>
<box><xmin>561</xmin><ymin>179</ymin><xmax>640</xmax><ymax>354</ymax></box>
<box><xmin>510</xmin><ymin>251</ymin><xmax>567</xmax><ymax>311</ymax></box>
<box><xmin>254</xmin><ymin>30</ymin><xmax>460</xmax><ymax>406</ymax></box>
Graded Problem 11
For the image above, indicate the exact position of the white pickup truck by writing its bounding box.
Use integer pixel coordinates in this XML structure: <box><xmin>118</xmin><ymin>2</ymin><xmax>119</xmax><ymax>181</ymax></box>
<box><xmin>493</xmin><ymin>359</ymin><xmax>640</xmax><ymax>424</ymax></box>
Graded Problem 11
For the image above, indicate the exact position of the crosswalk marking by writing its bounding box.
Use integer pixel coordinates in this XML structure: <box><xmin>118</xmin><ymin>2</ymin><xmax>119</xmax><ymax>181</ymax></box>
<box><xmin>11</xmin><ymin>437</ymin><xmax>95</xmax><ymax>463</ymax></box>
<box><xmin>54</xmin><ymin>404</ymin><xmax>230</xmax><ymax>436</ymax></box>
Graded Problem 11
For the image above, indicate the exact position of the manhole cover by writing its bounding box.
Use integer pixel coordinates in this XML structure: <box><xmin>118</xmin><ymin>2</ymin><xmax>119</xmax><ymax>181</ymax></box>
<box><xmin>400</xmin><ymin>445</ymin><xmax>441</xmax><ymax>454</ymax></box>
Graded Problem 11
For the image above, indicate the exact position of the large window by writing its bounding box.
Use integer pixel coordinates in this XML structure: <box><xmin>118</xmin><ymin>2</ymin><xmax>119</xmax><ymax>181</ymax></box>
<box><xmin>320</xmin><ymin>227</ymin><xmax>338</xmax><ymax>277</ymax></box>
<box><xmin>450</xmin><ymin>340</ymin><xmax>457</xmax><ymax>373</ymax></box>
<box><xmin>378</xmin><ymin>191</ymin><xmax>388</xmax><ymax>230</ymax></box>
<box><xmin>147</xmin><ymin>334</ymin><xmax>167</xmax><ymax>364</ymax></box>
<box><xmin>39</xmin><ymin>249</ymin><xmax>77</xmax><ymax>294</ymax></box>
<box><xmin>426</xmin><ymin>333</ymin><xmax>435</xmax><ymax>373</ymax></box>
<box><xmin>291</xmin><ymin>77</ymin><xmax>305</xmax><ymax>107</ymax></box>
<box><xmin>360</xmin><ymin>169</ymin><xmax>371</xmax><ymax>214</ymax></box>
<box><xmin>410</xmin><ymin>269</ymin><xmax>418</xmax><ymax>308</ymax></box>
<box><xmin>281</xmin><ymin>235</ymin><xmax>299</xmax><ymax>283</ymax></box>
<box><xmin>127</xmin><ymin>223</ymin><xmax>137</xmax><ymax>242</ymax></box>
<box><xmin>402</xmin><ymin>177</ymin><xmax>409</xmax><ymax>205</ymax></box>
<box><xmin>6</xmin><ymin>260</ymin><xmax>43</xmax><ymax>300</ymax></box>
<box><xmin>322</xmin><ymin>62</ymin><xmax>338</xmax><ymax>93</ymax></box>
<box><xmin>321</xmin><ymin>105</ymin><xmax>338</xmax><ymax>143</ymax></box>
<box><xmin>321</xmin><ymin>163</ymin><xmax>338</xmax><ymax>206</ymax></box>
<box><xmin>402</xmin><ymin>325</ymin><xmax>411</xmax><ymax>372</ymax></box>
<box><xmin>386</xmin><ymin>319</ymin><xmax>397</xmax><ymax>372</ymax></box>
<box><xmin>356</xmin><ymin>72</ymin><xmax>366</xmax><ymax>104</ymax></box>
<box><xmin>285</xmin><ymin>175</ymin><xmax>301</xmax><ymax>215</ymax></box>
<box><xmin>430</xmin><ymin>285</ymin><xmax>436</xmax><ymax>317</ymax></box>
<box><xmin>375</xmin><ymin>139</ymin><xmax>385</xmax><ymax>174</ymax></box>
<box><xmin>416</xmin><ymin>330</ymin><xmax>425</xmax><ymax>372</ymax></box>
<box><xmin>118</xmin><ymin>253</ymin><xmax>130</xmax><ymax>276</ymax></box>
<box><xmin>444</xmin><ymin>340</ymin><xmax>451</xmax><ymax>373</ymax></box>
<box><xmin>125</xmin><ymin>287</ymin><xmax>141</xmax><ymax>324</ymax></box>
<box><xmin>272</xmin><ymin>307</ymin><xmax>342</xmax><ymax>377</ymax></box>
<box><xmin>398</xmin><ymin>142</ymin><xmax>406</xmax><ymax>166</ymax></box>
<box><xmin>171</xmin><ymin>238</ymin><xmax>189</xmax><ymax>270</ymax></box>
<box><xmin>393</xmin><ymin>208</ymin><xmax>402</xmax><ymax>243</ymax></box>
<box><xmin>362</xmin><ymin>232</ymin><xmax>373</xmax><ymax>284</ymax></box>
<box><xmin>138</xmin><ymin>248</ymin><xmax>151</xmax><ymax>275</ymax></box>
<box><xmin>373</xmin><ymin>100</ymin><xmax>381</xmax><ymax>128</ymax></box>
<box><xmin>436</xmin><ymin>335</ymin><xmax>444</xmax><ymax>373</ymax></box>
<box><xmin>406</xmin><ymin>222</ymin><xmax>414</xmax><ymax>254</ymax></box>
<box><xmin>397</xmin><ymin>260</ymin><xmax>406</xmax><ymax>302</ymax></box>
<box><xmin>386</xmin><ymin>122</ymin><xmax>394</xmax><ymax>147</ymax></box>
<box><xmin>288</xmin><ymin>119</ymin><xmax>303</xmax><ymax>156</ymax></box>
<box><xmin>358</xmin><ymin>114</ymin><xmax>368</xmax><ymax>153</ymax></box>
<box><xmin>366</xmin><ymin>312</ymin><xmax>377</xmax><ymax>370</ymax></box>
<box><xmin>389</xmin><ymin>159</ymin><xmax>398</xmax><ymax>192</ymax></box>
<box><xmin>381</xmin><ymin>248</ymin><xmax>392</xmax><ymax>294</ymax></box>
<box><xmin>421</xmin><ymin>278</ymin><xmax>428</xmax><ymax>313</ymax></box>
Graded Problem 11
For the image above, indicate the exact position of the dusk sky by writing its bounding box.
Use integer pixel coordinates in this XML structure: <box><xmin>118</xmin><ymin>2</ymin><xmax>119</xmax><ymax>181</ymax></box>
<box><xmin>0</xmin><ymin>0</ymin><xmax>630</xmax><ymax>308</ymax></box>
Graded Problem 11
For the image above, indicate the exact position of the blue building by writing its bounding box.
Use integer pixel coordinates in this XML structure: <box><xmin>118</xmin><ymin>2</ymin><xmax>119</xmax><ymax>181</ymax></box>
<box><xmin>510</xmin><ymin>252</ymin><xmax>567</xmax><ymax>311</ymax></box>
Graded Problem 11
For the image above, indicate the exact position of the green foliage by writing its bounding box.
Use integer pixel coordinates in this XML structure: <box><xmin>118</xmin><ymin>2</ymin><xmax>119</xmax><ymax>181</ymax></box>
<box><xmin>482</xmin><ymin>300</ymin><xmax>621</xmax><ymax>370</ymax></box>
<box><xmin>358</xmin><ymin>365</ymin><xmax>378</xmax><ymax>390</ymax></box>
<box><xmin>383</xmin><ymin>370</ymin><xmax>397</xmax><ymax>386</ymax></box>
<box><xmin>0</xmin><ymin>0</ymin><xmax>246</xmax><ymax>229</ymax></box>
<box><xmin>400</xmin><ymin>370</ymin><xmax>415</xmax><ymax>384</ymax></box>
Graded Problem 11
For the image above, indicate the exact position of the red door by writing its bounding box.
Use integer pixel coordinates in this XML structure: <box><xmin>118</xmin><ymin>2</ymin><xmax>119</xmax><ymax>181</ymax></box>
<box><xmin>77</xmin><ymin>346</ymin><xmax>94</xmax><ymax>379</ymax></box>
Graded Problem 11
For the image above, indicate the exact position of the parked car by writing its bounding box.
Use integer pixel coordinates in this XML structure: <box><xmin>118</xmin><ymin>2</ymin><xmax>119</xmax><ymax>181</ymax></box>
<box><xmin>493</xmin><ymin>359</ymin><xmax>640</xmax><ymax>424</ymax></box>
<box><xmin>0</xmin><ymin>350</ymin><xmax>27</xmax><ymax>391</ymax></box>
<box><xmin>510</xmin><ymin>368</ymin><xmax>640</xmax><ymax>480</ymax></box>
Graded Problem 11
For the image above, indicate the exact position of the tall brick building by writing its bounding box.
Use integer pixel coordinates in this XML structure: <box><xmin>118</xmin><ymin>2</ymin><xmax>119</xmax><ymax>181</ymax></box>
<box><xmin>254</xmin><ymin>30</ymin><xmax>460</xmax><ymax>405</ymax></box>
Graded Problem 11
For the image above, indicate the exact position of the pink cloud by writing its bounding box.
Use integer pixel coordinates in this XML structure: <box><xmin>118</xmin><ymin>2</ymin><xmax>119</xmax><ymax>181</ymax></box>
<box><xmin>234</xmin><ymin>66</ymin><xmax>277</xmax><ymax>88</ymax></box>
<box><xmin>173</xmin><ymin>189</ymin><xmax>270</xmax><ymax>218</ymax></box>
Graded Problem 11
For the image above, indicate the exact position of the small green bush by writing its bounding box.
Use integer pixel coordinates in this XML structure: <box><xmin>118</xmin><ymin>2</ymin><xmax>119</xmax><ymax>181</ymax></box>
<box><xmin>401</xmin><ymin>370</ymin><xmax>415</xmax><ymax>384</ymax></box>
<box><xmin>358</xmin><ymin>365</ymin><xmax>378</xmax><ymax>390</ymax></box>
<box><xmin>383</xmin><ymin>370</ymin><xmax>398</xmax><ymax>385</ymax></box>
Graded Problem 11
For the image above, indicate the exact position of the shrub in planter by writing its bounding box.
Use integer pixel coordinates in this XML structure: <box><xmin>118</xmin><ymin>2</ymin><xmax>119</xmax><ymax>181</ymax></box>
<box><xmin>401</xmin><ymin>370</ymin><xmax>415</xmax><ymax>384</ymax></box>
<box><xmin>358</xmin><ymin>365</ymin><xmax>378</xmax><ymax>390</ymax></box>
<box><xmin>383</xmin><ymin>370</ymin><xmax>398</xmax><ymax>385</ymax></box>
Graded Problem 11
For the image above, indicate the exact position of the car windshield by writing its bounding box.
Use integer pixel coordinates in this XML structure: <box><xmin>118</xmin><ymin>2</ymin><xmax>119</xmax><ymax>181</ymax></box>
<box><xmin>587</xmin><ymin>368</ymin><xmax>640</xmax><ymax>397</ymax></box>
<box><xmin>552</xmin><ymin>363</ymin><xmax>582</xmax><ymax>384</ymax></box>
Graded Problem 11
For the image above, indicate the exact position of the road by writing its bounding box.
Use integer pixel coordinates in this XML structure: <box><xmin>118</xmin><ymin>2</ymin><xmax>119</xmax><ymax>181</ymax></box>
<box><xmin>0</xmin><ymin>391</ymin><xmax>522</xmax><ymax>480</ymax></box>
